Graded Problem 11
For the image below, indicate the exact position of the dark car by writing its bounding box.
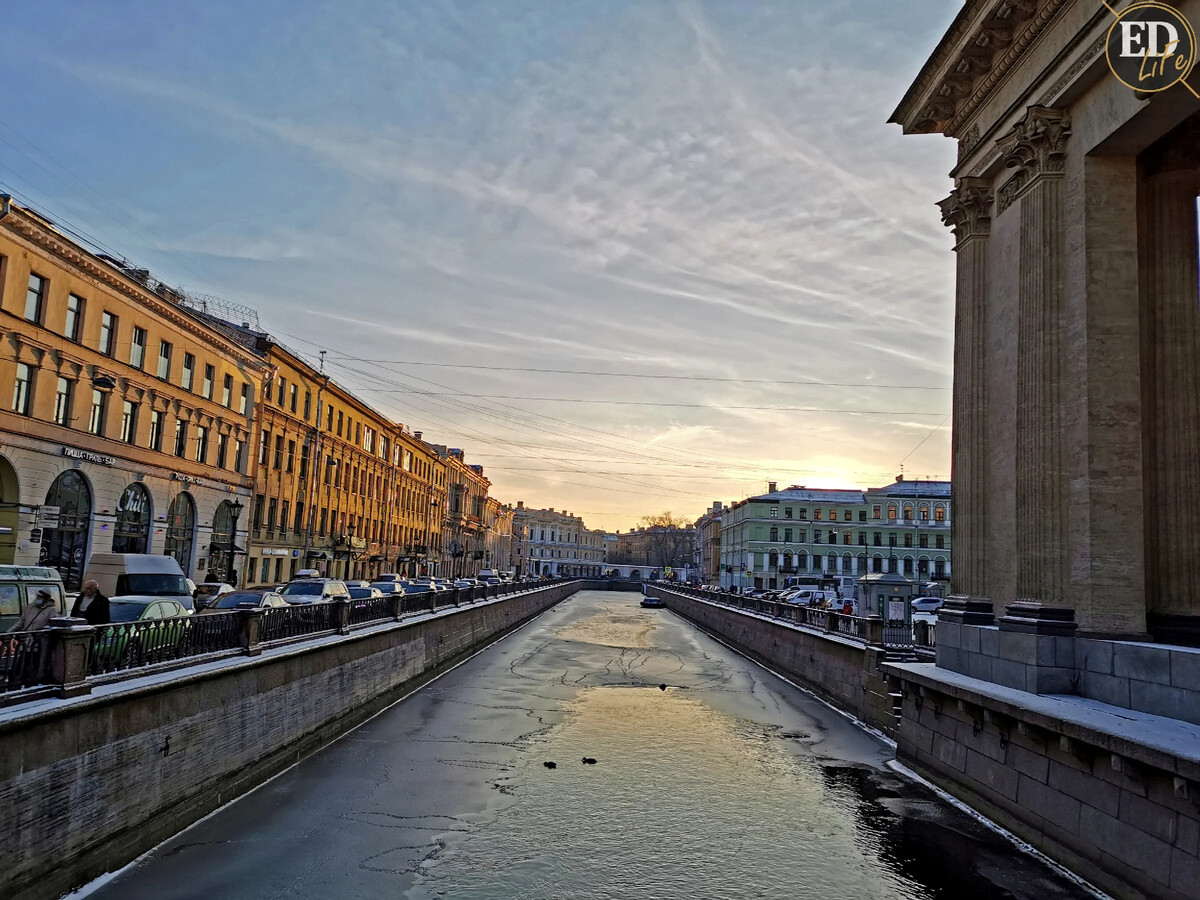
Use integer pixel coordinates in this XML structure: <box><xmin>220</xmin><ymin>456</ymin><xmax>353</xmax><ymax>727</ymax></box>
<box><xmin>278</xmin><ymin>578</ymin><xmax>350</xmax><ymax>604</ymax></box>
<box><xmin>640</xmin><ymin>596</ymin><xmax>665</xmax><ymax>608</ymax></box>
<box><xmin>198</xmin><ymin>590</ymin><xmax>288</xmax><ymax>614</ymax></box>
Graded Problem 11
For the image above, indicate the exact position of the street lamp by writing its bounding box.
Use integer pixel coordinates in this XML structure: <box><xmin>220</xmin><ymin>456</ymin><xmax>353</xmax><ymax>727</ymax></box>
<box><xmin>345</xmin><ymin>521</ymin><xmax>356</xmax><ymax>580</ymax></box>
<box><xmin>226</xmin><ymin>497</ymin><xmax>244</xmax><ymax>585</ymax></box>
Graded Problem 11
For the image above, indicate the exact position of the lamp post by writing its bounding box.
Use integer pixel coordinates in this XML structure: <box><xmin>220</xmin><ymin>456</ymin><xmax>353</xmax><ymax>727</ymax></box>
<box><xmin>226</xmin><ymin>497</ymin><xmax>244</xmax><ymax>585</ymax></box>
<box><xmin>344</xmin><ymin>521</ymin><xmax>356</xmax><ymax>581</ymax></box>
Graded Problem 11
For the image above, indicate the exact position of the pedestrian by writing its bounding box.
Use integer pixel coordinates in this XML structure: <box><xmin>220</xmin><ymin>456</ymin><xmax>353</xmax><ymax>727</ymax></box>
<box><xmin>228</xmin><ymin>569</ymin><xmax>239</xmax><ymax>588</ymax></box>
<box><xmin>7</xmin><ymin>589</ymin><xmax>59</xmax><ymax>633</ymax></box>
<box><xmin>70</xmin><ymin>580</ymin><xmax>110</xmax><ymax>626</ymax></box>
<box><xmin>204</xmin><ymin>569</ymin><xmax>220</xmax><ymax>583</ymax></box>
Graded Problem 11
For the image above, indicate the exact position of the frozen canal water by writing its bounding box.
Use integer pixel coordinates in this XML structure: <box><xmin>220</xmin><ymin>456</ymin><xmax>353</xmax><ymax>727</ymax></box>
<box><xmin>90</xmin><ymin>590</ymin><xmax>1098</xmax><ymax>899</ymax></box>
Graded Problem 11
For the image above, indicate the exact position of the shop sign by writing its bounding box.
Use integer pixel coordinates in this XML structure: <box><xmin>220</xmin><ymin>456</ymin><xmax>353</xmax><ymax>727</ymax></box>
<box><xmin>36</xmin><ymin>506</ymin><xmax>60</xmax><ymax>529</ymax></box>
<box><xmin>170</xmin><ymin>473</ymin><xmax>207</xmax><ymax>487</ymax></box>
<box><xmin>62</xmin><ymin>446</ymin><xmax>115</xmax><ymax>466</ymax></box>
<box><xmin>262</xmin><ymin>548</ymin><xmax>289</xmax><ymax>556</ymax></box>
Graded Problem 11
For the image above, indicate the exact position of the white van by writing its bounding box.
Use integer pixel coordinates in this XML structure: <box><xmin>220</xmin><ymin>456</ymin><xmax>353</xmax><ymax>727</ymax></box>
<box><xmin>0</xmin><ymin>566</ymin><xmax>68</xmax><ymax>631</ymax></box>
<box><xmin>84</xmin><ymin>553</ymin><xmax>195</xmax><ymax>612</ymax></box>
<box><xmin>787</xmin><ymin>589</ymin><xmax>839</xmax><ymax>608</ymax></box>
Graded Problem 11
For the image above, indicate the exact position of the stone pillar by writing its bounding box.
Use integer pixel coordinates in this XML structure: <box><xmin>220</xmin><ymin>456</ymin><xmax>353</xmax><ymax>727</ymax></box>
<box><xmin>42</xmin><ymin>617</ymin><xmax>93</xmax><ymax>698</ymax></box>
<box><xmin>939</xmin><ymin>177</ymin><xmax>994</xmax><ymax>611</ymax></box>
<box><xmin>1141</xmin><ymin>122</ymin><xmax>1200</xmax><ymax>643</ymax></box>
<box><xmin>997</xmin><ymin>107</ymin><xmax>1071</xmax><ymax>609</ymax></box>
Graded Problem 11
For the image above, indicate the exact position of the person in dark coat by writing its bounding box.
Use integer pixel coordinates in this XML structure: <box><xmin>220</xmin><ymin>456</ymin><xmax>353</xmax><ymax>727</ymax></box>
<box><xmin>70</xmin><ymin>580</ymin><xmax>110</xmax><ymax>626</ymax></box>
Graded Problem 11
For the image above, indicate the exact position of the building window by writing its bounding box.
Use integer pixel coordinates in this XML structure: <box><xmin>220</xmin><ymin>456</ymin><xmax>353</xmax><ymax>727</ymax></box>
<box><xmin>222</xmin><ymin>374</ymin><xmax>232</xmax><ymax>407</ymax></box>
<box><xmin>769</xmin><ymin>526</ymin><xmax>778</xmax><ymax>541</ymax></box>
<box><xmin>25</xmin><ymin>273</ymin><xmax>46</xmax><ymax>323</ymax></box>
<box><xmin>266</xmin><ymin>498</ymin><xmax>277</xmax><ymax>531</ymax></box>
<box><xmin>156</xmin><ymin>341</ymin><xmax>172</xmax><ymax>379</ymax></box>
<box><xmin>286</xmin><ymin>440</ymin><xmax>296</xmax><ymax>473</ymax></box>
<box><xmin>149</xmin><ymin>410</ymin><xmax>164</xmax><ymax>451</ymax></box>
<box><xmin>830</xmin><ymin>509</ymin><xmax>837</xmax><ymax>521</ymax></box>
<box><xmin>858</xmin><ymin>510</ymin><xmax>867</xmax><ymax>522</ymax></box>
<box><xmin>99</xmin><ymin>311</ymin><xmax>117</xmax><ymax>356</ymax></box>
<box><xmin>769</xmin><ymin>507</ymin><xmax>777</xmax><ymax>518</ymax></box>
<box><xmin>53</xmin><ymin>377</ymin><xmax>74</xmax><ymax>427</ymax></box>
<box><xmin>181</xmin><ymin>353</ymin><xmax>195</xmax><ymax>391</ymax></box>
<box><xmin>64</xmin><ymin>294</ymin><xmax>84</xmax><ymax>342</ymax></box>
<box><xmin>234</xmin><ymin>437</ymin><xmax>246</xmax><ymax>473</ymax></box>
<box><xmin>319</xmin><ymin>507</ymin><xmax>328</xmax><ymax>535</ymax></box>
<box><xmin>813</xmin><ymin>509</ymin><xmax>822</xmax><ymax>520</ymax></box>
<box><xmin>935</xmin><ymin>506</ymin><xmax>946</xmax><ymax>522</ymax></box>
<box><xmin>304</xmin><ymin>390</ymin><xmax>312</xmax><ymax>420</ymax></box>
<box><xmin>277</xmin><ymin>376</ymin><xmax>286</xmax><ymax>406</ymax></box>
<box><xmin>252</xmin><ymin>495</ymin><xmax>264</xmax><ymax>530</ymax></box>
<box><xmin>813</xmin><ymin>529</ymin><xmax>822</xmax><ymax>544</ymax></box>
<box><xmin>919</xmin><ymin>533</ymin><xmax>929</xmax><ymax>549</ymax></box>
<box><xmin>259</xmin><ymin>431</ymin><xmax>270</xmax><ymax>468</ymax></box>
<box><xmin>326</xmin><ymin>405</ymin><xmax>334</xmax><ymax>431</ymax></box>
<box><xmin>873</xmin><ymin>532</ymin><xmax>882</xmax><ymax>546</ymax></box>
<box><xmin>299</xmin><ymin>442</ymin><xmax>310</xmax><ymax>479</ymax></box>
<box><xmin>843</xmin><ymin>530</ymin><xmax>852</xmax><ymax>545</ymax></box>
<box><xmin>203</xmin><ymin>365</ymin><xmax>214</xmax><ymax>399</ymax></box>
<box><xmin>784</xmin><ymin>507</ymin><xmax>793</xmax><ymax>519</ymax></box>
<box><xmin>195</xmin><ymin>426</ymin><xmax>209</xmax><ymax>463</ymax></box>
<box><xmin>290</xmin><ymin>384</ymin><xmax>298</xmax><ymax>413</ymax></box>
<box><xmin>904</xmin><ymin>533</ymin><xmax>913</xmax><ymax>548</ymax></box>
<box><xmin>888</xmin><ymin>533</ymin><xmax>897</xmax><ymax>547</ymax></box>
<box><xmin>294</xmin><ymin>503</ymin><xmax>305</xmax><ymax>534</ymax></box>
<box><xmin>130</xmin><ymin>327</ymin><xmax>147</xmax><ymax>369</ymax></box>
<box><xmin>903</xmin><ymin>504</ymin><xmax>913</xmax><ymax>521</ymax></box>
<box><xmin>89</xmin><ymin>389</ymin><xmax>107</xmax><ymax>436</ymax></box>
<box><xmin>121</xmin><ymin>400</ymin><xmax>138</xmax><ymax>443</ymax></box>
<box><xmin>336</xmin><ymin>411</ymin><xmax>343</xmax><ymax>437</ymax></box>
<box><xmin>273</xmin><ymin>434</ymin><xmax>284</xmax><ymax>470</ymax></box>
<box><xmin>280</xmin><ymin>501</ymin><xmax>290</xmax><ymax>534</ymax></box>
<box><xmin>174</xmin><ymin>419</ymin><xmax>188</xmax><ymax>457</ymax></box>
<box><xmin>239</xmin><ymin>384</ymin><xmax>249</xmax><ymax>415</ymax></box>
<box><xmin>783</xmin><ymin>528</ymin><xmax>792</xmax><ymax>542</ymax></box>
<box><xmin>216</xmin><ymin>432</ymin><xmax>229</xmax><ymax>469</ymax></box>
<box><xmin>872</xmin><ymin>505</ymin><xmax>881</xmax><ymax>520</ymax></box>
<box><xmin>887</xmin><ymin>503</ymin><xmax>897</xmax><ymax>520</ymax></box>
<box><xmin>936</xmin><ymin>535</ymin><xmax>945</xmax><ymax>549</ymax></box>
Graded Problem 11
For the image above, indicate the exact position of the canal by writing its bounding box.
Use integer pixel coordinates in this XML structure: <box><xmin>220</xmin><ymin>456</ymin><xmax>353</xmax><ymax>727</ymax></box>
<box><xmin>86</xmin><ymin>590</ymin><xmax>1098</xmax><ymax>899</ymax></box>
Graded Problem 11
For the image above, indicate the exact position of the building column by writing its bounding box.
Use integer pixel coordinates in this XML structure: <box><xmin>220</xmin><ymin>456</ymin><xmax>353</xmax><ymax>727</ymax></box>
<box><xmin>939</xmin><ymin>176</ymin><xmax>994</xmax><ymax>610</ymax></box>
<box><xmin>998</xmin><ymin>107</ymin><xmax>1071</xmax><ymax>609</ymax></box>
<box><xmin>1141</xmin><ymin>125</ymin><xmax>1200</xmax><ymax>642</ymax></box>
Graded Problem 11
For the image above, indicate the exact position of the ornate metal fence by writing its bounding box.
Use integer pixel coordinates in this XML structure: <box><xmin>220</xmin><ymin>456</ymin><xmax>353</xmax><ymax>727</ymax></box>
<box><xmin>0</xmin><ymin>631</ymin><xmax>45</xmax><ymax>692</ymax></box>
<box><xmin>260</xmin><ymin>603</ymin><xmax>337</xmax><ymax>643</ymax></box>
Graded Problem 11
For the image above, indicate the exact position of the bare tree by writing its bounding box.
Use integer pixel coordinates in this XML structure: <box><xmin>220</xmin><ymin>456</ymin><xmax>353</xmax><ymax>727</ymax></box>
<box><xmin>638</xmin><ymin>512</ymin><xmax>692</xmax><ymax>569</ymax></box>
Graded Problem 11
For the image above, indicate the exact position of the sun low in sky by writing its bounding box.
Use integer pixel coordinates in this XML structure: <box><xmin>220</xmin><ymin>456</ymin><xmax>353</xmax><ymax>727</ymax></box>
<box><xmin>0</xmin><ymin>0</ymin><xmax>961</xmax><ymax>532</ymax></box>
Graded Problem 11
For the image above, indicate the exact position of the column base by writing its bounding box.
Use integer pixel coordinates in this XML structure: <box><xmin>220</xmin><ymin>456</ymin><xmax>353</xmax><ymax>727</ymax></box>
<box><xmin>998</xmin><ymin>600</ymin><xmax>1077</xmax><ymax>636</ymax></box>
<box><xmin>939</xmin><ymin>594</ymin><xmax>995</xmax><ymax>625</ymax></box>
<box><xmin>1146</xmin><ymin>613</ymin><xmax>1200</xmax><ymax>648</ymax></box>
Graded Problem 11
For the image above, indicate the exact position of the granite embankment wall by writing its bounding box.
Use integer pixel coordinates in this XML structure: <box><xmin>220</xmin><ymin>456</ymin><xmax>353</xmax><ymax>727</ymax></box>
<box><xmin>0</xmin><ymin>581</ymin><xmax>590</xmax><ymax>900</ymax></box>
<box><xmin>645</xmin><ymin>585</ymin><xmax>899</xmax><ymax>735</ymax></box>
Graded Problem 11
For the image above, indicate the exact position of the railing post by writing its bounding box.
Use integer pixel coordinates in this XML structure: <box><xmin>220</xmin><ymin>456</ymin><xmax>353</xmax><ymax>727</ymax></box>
<box><xmin>42</xmin><ymin>616</ymin><xmax>93</xmax><ymax>698</ymax></box>
<box><xmin>239</xmin><ymin>606</ymin><xmax>265</xmax><ymax>657</ymax></box>
<box><xmin>914</xmin><ymin>620</ymin><xmax>930</xmax><ymax>648</ymax></box>
<box><xmin>390</xmin><ymin>591</ymin><xmax>404</xmax><ymax>621</ymax></box>
<box><xmin>333</xmin><ymin>597</ymin><xmax>351</xmax><ymax>635</ymax></box>
<box><xmin>865</xmin><ymin>615</ymin><xmax>884</xmax><ymax>646</ymax></box>
<box><xmin>825</xmin><ymin>611</ymin><xmax>838</xmax><ymax>634</ymax></box>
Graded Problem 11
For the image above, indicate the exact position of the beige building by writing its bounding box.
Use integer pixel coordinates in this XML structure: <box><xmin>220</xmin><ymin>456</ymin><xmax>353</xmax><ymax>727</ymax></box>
<box><xmin>511</xmin><ymin>503</ymin><xmax>604</xmax><ymax>577</ymax></box>
<box><xmin>432</xmin><ymin>445</ymin><xmax>491</xmax><ymax>578</ymax></box>
<box><xmin>0</xmin><ymin>196</ymin><xmax>262</xmax><ymax>588</ymax></box>
<box><xmin>893</xmin><ymin>0</ymin><xmax>1200</xmax><ymax>644</ymax></box>
<box><xmin>693</xmin><ymin>501</ymin><xmax>723</xmax><ymax>585</ymax></box>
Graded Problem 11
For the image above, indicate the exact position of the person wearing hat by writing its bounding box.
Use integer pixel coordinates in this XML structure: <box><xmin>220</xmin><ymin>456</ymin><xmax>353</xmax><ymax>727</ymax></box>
<box><xmin>71</xmin><ymin>580</ymin><xmax>110</xmax><ymax>626</ymax></box>
<box><xmin>6</xmin><ymin>589</ymin><xmax>59</xmax><ymax>633</ymax></box>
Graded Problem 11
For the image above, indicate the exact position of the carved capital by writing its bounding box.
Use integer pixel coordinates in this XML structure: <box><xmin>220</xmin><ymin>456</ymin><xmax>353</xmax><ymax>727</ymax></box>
<box><xmin>998</xmin><ymin>106</ymin><xmax>1071</xmax><ymax>178</ymax></box>
<box><xmin>938</xmin><ymin>177</ymin><xmax>994</xmax><ymax>246</ymax></box>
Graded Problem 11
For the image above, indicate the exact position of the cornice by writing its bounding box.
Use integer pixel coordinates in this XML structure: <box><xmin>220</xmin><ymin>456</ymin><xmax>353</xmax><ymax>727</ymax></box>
<box><xmin>0</xmin><ymin>205</ymin><xmax>267</xmax><ymax>371</ymax></box>
<box><xmin>892</xmin><ymin>0</ymin><xmax>1066</xmax><ymax>137</ymax></box>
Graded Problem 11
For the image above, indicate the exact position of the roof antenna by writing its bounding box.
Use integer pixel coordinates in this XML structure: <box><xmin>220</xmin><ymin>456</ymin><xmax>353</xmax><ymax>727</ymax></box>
<box><xmin>319</xmin><ymin>349</ymin><xmax>326</xmax><ymax>374</ymax></box>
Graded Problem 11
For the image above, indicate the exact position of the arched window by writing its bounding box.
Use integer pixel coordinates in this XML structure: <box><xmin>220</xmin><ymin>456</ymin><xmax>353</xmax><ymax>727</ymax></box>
<box><xmin>782</xmin><ymin>551</ymin><xmax>792</xmax><ymax>571</ymax></box>
<box><xmin>872</xmin><ymin>554</ymin><xmax>883</xmax><ymax>573</ymax></box>
<box><xmin>768</xmin><ymin>549</ymin><xmax>779</xmax><ymax>569</ymax></box>
<box><xmin>934</xmin><ymin>505</ymin><xmax>946</xmax><ymax>522</ymax></box>
<box><xmin>39</xmin><ymin>470</ymin><xmax>93</xmax><ymax>590</ymax></box>
<box><xmin>113</xmin><ymin>483</ymin><xmax>152</xmax><ymax>554</ymax></box>
<box><xmin>918</xmin><ymin>504</ymin><xmax>929</xmax><ymax>521</ymax></box>
<box><xmin>903</xmin><ymin>503</ymin><xmax>914</xmax><ymax>521</ymax></box>
<box><xmin>826</xmin><ymin>552</ymin><xmax>838</xmax><ymax>571</ymax></box>
<box><xmin>887</xmin><ymin>503</ymin><xmax>897</xmax><ymax>520</ymax></box>
<box><xmin>209</xmin><ymin>500</ymin><xmax>245</xmax><ymax>583</ymax></box>
<box><xmin>164</xmin><ymin>492</ymin><xmax>196</xmax><ymax>576</ymax></box>
<box><xmin>918</xmin><ymin>556</ymin><xmax>930</xmax><ymax>577</ymax></box>
<box><xmin>797</xmin><ymin>551</ymin><xmax>808</xmax><ymax>571</ymax></box>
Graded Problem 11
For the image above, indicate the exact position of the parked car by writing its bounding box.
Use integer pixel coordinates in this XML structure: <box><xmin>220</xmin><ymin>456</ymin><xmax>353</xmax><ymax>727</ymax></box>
<box><xmin>346</xmin><ymin>580</ymin><xmax>371</xmax><ymax>590</ymax></box>
<box><xmin>193</xmin><ymin>582</ymin><xmax>235</xmax><ymax>611</ymax></box>
<box><xmin>198</xmin><ymin>590</ymin><xmax>288</xmax><ymax>613</ymax></box>
<box><xmin>93</xmin><ymin>598</ymin><xmax>192</xmax><ymax>668</ymax></box>
<box><xmin>278</xmin><ymin>579</ymin><xmax>350</xmax><ymax>604</ymax></box>
<box><xmin>347</xmin><ymin>587</ymin><xmax>384</xmax><ymax>600</ymax></box>
<box><xmin>0</xmin><ymin>566</ymin><xmax>67</xmax><ymax>633</ymax></box>
<box><xmin>911</xmin><ymin>596</ymin><xmax>945</xmax><ymax>614</ymax></box>
<box><xmin>370</xmin><ymin>581</ymin><xmax>406</xmax><ymax>595</ymax></box>
<box><xmin>374</xmin><ymin>573</ymin><xmax>404</xmax><ymax>583</ymax></box>
<box><xmin>85</xmin><ymin>553</ymin><xmax>196</xmax><ymax>612</ymax></box>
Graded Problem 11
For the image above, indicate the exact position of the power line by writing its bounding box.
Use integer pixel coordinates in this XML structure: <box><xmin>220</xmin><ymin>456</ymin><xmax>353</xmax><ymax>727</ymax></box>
<box><xmin>322</xmin><ymin>355</ymin><xmax>950</xmax><ymax>391</ymax></box>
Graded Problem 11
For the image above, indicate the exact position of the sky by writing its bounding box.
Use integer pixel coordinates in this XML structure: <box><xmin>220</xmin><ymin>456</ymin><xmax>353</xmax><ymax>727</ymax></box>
<box><xmin>0</xmin><ymin>1</ymin><xmax>961</xmax><ymax>533</ymax></box>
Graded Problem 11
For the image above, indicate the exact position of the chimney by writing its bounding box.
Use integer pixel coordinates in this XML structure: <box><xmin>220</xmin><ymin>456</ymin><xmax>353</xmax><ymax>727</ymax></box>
<box><xmin>517</xmin><ymin>500</ymin><xmax>524</xmax><ymax>509</ymax></box>
<box><xmin>414</xmin><ymin>431</ymin><xmax>422</xmax><ymax>440</ymax></box>
<box><xmin>768</xmin><ymin>481</ymin><xmax>777</xmax><ymax>493</ymax></box>
<box><xmin>896</xmin><ymin>474</ymin><xmax>904</xmax><ymax>482</ymax></box>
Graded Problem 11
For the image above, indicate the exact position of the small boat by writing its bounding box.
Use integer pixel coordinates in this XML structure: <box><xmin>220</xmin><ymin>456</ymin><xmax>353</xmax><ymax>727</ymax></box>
<box><xmin>640</xmin><ymin>595</ymin><xmax>665</xmax><ymax>608</ymax></box>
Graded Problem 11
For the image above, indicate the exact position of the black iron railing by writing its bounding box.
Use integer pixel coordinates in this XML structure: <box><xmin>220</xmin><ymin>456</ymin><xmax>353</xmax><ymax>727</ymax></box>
<box><xmin>0</xmin><ymin>631</ymin><xmax>45</xmax><ymax>692</ymax></box>
<box><xmin>348</xmin><ymin>596</ymin><xmax>395</xmax><ymax>625</ymax></box>
<box><xmin>260</xmin><ymin>603</ymin><xmax>337</xmax><ymax>643</ymax></box>
<box><xmin>89</xmin><ymin>616</ymin><xmax>230</xmax><ymax>676</ymax></box>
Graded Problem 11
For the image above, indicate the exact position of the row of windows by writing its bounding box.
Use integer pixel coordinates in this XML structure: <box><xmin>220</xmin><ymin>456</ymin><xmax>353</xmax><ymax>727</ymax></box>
<box><xmin>252</xmin><ymin>493</ymin><xmax>442</xmax><ymax>550</ymax></box>
<box><xmin>737</xmin><ymin>555</ymin><xmax>947</xmax><ymax>577</ymax></box>
<box><xmin>14</xmin><ymin>362</ymin><xmax>247</xmax><ymax>471</ymax></box>
<box><xmin>760</xmin><ymin>527</ymin><xmax>945</xmax><ymax>549</ymax></box>
<box><xmin>765</xmin><ymin>503</ymin><xmax>947</xmax><ymax>522</ymax></box>
<box><xmin>22</xmin><ymin>271</ymin><xmax>252</xmax><ymax>412</ymax></box>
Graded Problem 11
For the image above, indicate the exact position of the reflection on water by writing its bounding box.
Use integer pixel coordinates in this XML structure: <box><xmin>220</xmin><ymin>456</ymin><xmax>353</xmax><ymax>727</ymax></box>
<box><xmin>415</xmin><ymin>686</ymin><xmax>1090</xmax><ymax>900</ymax></box>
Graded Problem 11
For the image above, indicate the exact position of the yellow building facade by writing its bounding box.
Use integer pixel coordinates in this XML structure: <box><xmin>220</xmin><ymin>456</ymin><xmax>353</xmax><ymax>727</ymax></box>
<box><xmin>0</xmin><ymin>197</ymin><xmax>263</xmax><ymax>588</ymax></box>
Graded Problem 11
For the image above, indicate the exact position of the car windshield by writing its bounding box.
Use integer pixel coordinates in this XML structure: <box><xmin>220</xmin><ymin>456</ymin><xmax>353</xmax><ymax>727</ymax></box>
<box><xmin>116</xmin><ymin>573</ymin><xmax>191</xmax><ymax>597</ymax></box>
<box><xmin>109</xmin><ymin>602</ymin><xmax>148</xmax><ymax>622</ymax></box>
<box><xmin>281</xmin><ymin>582</ymin><xmax>323</xmax><ymax>595</ymax></box>
<box><xmin>213</xmin><ymin>592</ymin><xmax>262</xmax><ymax>609</ymax></box>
